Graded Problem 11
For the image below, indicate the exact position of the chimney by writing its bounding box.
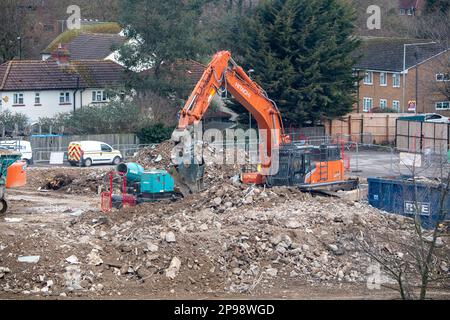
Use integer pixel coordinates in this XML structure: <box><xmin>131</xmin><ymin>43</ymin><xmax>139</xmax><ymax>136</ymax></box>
<box><xmin>51</xmin><ymin>44</ymin><xmax>71</xmax><ymax>66</ymax></box>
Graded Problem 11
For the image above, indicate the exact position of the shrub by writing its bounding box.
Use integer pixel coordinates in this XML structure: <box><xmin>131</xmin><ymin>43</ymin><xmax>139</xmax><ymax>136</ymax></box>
<box><xmin>136</xmin><ymin>123</ymin><xmax>174</xmax><ymax>144</ymax></box>
<box><xmin>370</xmin><ymin>107</ymin><xmax>399</xmax><ymax>114</ymax></box>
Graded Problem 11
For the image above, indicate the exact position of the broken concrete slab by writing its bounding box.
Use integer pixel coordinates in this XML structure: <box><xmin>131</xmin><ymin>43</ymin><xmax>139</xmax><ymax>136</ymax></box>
<box><xmin>18</xmin><ymin>256</ymin><xmax>40</xmax><ymax>264</ymax></box>
<box><xmin>165</xmin><ymin>257</ymin><xmax>181</xmax><ymax>280</ymax></box>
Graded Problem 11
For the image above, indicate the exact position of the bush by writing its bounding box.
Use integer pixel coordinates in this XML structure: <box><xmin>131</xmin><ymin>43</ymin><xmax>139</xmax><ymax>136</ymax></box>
<box><xmin>0</xmin><ymin>110</ymin><xmax>29</xmax><ymax>134</ymax></box>
<box><xmin>370</xmin><ymin>107</ymin><xmax>399</xmax><ymax>113</ymax></box>
<box><xmin>137</xmin><ymin>123</ymin><xmax>174</xmax><ymax>144</ymax></box>
<box><xmin>38</xmin><ymin>101</ymin><xmax>151</xmax><ymax>135</ymax></box>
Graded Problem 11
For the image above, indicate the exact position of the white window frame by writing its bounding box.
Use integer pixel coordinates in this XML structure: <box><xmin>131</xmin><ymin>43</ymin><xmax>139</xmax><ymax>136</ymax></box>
<box><xmin>363</xmin><ymin>97</ymin><xmax>373</xmax><ymax>112</ymax></box>
<box><xmin>380</xmin><ymin>99</ymin><xmax>387</xmax><ymax>109</ymax></box>
<box><xmin>13</xmin><ymin>93</ymin><xmax>24</xmax><ymax>105</ymax></box>
<box><xmin>436</xmin><ymin>73</ymin><xmax>450</xmax><ymax>82</ymax></box>
<box><xmin>60</xmin><ymin>92</ymin><xmax>70</xmax><ymax>104</ymax></box>
<box><xmin>35</xmin><ymin>92</ymin><xmax>41</xmax><ymax>105</ymax></box>
<box><xmin>364</xmin><ymin>71</ymin><xmax>373</xmax><ymax>85</ymax></box>
<box><xmin>393</xmin><ymin>73</ymin><xmax>401</xmax><ymax>88</ymax></box>
<box><xmin>435</xmin><ymin>101</ymin><xmax>450</xmax><ymax>110</ymax></box>
<box><xmin>380</xmin><ymin>72</ymin><xmax>387</xmax><ymax>86</ymax></box>
<box><xmin>393</xmin><ymin>100</ymin><xmax>400</xmax><ymax>111</ymax></box>
<box><xmin>92</xmin><ymin>90</ymin><xmax>108</xmax><ymax>102</ymax></box>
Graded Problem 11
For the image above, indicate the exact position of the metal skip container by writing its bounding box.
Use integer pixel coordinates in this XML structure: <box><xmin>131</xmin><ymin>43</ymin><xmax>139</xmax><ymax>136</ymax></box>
<box><xmin>368</xmin><ymin>177</ymin><xmax>450</xmax><ymax>229</ymax></box>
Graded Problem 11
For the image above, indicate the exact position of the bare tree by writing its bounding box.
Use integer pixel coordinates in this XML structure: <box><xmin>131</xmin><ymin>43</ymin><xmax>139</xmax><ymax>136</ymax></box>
<box><xmin>0</xmin><ymin>0</ymin><xmax>28</xmax><ymax>63</ymax></box>
<box><xmin>358</xmin><ymin>151</ymin><xmax>450</xmax><ymax>300</ymax></box>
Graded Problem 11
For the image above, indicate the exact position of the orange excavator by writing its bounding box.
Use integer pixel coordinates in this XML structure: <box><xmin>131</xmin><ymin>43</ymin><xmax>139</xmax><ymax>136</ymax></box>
<box><xmin>172</xmin><ymin>51</ymin><xmax>354</xmax><ymax>193</ymax></box>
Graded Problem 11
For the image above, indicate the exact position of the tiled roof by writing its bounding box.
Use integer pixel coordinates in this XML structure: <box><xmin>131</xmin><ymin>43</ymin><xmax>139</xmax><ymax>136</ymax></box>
<box><xmin>66</xmin><ymin>33</ymin><xmax>126</xmax><ymax>60</ymax></box>
<box><xmin>0</xmin><ymin>60</ymin><xmax>124</xmax><ymax>91</ymax></box>
<box><xmin>353</xmin><ymin>38</ymin><xmax>448</xmax><ymax>72</ymax></box>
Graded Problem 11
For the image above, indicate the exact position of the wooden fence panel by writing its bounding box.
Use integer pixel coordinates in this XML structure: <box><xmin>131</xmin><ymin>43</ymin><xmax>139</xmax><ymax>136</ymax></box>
<box><xmin>396</xmin><ymin>120</ymin><xmax>449</xmax><ymax>154</ymax></box>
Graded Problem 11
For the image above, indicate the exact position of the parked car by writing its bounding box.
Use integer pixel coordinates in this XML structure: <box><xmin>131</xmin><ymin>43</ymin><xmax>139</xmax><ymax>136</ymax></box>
<box><xmin>68</xmin><ymin>141</ymin><xmax>122</xmax><ymax>167</ymax></box>
<box><xmin>399</xmin><ymin>113</ymin><xmax>450</xmax><ymax>123</ymax></box>
<box><xmin>0</xmin><ymin>140</ymin><xmax>33</xmax><ymax>165</ymax></box>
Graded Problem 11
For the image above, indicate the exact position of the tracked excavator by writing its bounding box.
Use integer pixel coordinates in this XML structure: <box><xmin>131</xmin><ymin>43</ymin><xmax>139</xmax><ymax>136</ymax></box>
<box><xmin>171</xmin><ymin>51</ymin><xmax>356</xmax><ymax>194</ymax></box>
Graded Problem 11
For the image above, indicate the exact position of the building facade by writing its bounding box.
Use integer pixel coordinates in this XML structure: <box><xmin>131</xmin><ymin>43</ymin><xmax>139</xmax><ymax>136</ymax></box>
<box><xmin>354</xmin><ymin>38</ymin><xmax>449</xmax><ymax>116</ymax></box>
<box><xmin>0</xmin><ymin>48</ymin><xmax>124</xmax><ymax>122</ymax></box>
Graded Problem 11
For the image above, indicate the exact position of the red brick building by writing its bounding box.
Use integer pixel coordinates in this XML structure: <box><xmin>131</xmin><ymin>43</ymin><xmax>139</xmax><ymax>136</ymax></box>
<box><xmin>354</xmin><ymin>38</ymin><xmax>450</xmax><ymax>116</ymax></box>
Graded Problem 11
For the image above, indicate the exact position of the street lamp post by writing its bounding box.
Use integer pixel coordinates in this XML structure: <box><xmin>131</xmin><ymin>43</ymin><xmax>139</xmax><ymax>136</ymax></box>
<box><xmin>402</xmin><ymin>42</ymin><xmax>435</xmax><ymax>113</ymax></box>
<box><xmin>17</xmin><ymin>37</ymin><xmax>22</xmax><ymax>60</ymax></box>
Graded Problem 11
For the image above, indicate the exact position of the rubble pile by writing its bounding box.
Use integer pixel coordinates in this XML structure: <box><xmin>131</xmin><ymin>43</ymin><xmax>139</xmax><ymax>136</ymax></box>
<box><xmin>3</xmin><ymin>185</ymin><xmax>448</xmax><ymax>299</ymax></box>
<box><xmin>28</xmin><ymin>168</ymin><xmax>109</xmax><ymax>195</ymax></box>
<box><xmin>5</xmin><ymin>143</ymin><xmax>448</xmax><ymax>299</ymax></box>
<box><xmin>130</xmin><ymin>141</ymin><xmax>175</xmax><ymax>170</ymax></box>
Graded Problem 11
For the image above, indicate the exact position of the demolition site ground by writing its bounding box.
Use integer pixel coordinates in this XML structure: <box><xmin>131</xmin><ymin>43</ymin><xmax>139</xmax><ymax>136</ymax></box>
<box><xmin>0</xmin><ymin>144</ymin><xmax>448</xmax><ymax>300</ymax></box>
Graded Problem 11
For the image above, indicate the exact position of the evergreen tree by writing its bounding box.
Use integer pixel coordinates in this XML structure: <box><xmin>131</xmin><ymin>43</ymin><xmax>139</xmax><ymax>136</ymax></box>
<box><xmin>235</xmin><ymin>0</ymin><xmax>360</xmax><ymax>126</ymax></box>
<box><xmin>118</xmin><ymin>0</ymin><xmax>209</xmax><ymax>97</ymax></box>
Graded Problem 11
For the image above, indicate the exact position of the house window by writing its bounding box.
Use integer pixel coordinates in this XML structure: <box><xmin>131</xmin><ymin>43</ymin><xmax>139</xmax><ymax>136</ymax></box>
<box><xmin>380</xmin><ymin>99</ymin><xmax>387</xmax><ymax>109</ymax></box>
<box><xmin>393</xmin><ymin>100</ymin><xmax>400</xmax><ymax>111</ymax></box>
<box><xmin>380</xmin><ymin>72</ymin><xmax>387</xmax><ymax>86</ymax></box>
<box><xmin>399</xmin><ymin>8</ymin><xmax>406</xmax><ymax>15</ymax></box>
<box><xmin>363</xmin><ymin>97</ymin><xmax>373</xmax><ymax>112</ymax></box>
<box><xmin>406</xmin><ymin>8</ymin><xmax>414</xmax><ymax>15</ymax></box>
<box><xmin>13</xmin><ymin>93</ymin><xmax>24</xmax><ymax>105</ymax></box>
<box><xmin>60</xmin><ymin>92</ymin><xmax>70</xmax><ymax>104</ymax></box>
<box><xmin>364</xmin><ymin>71</ymin><xmax>373</xmax><ymax>85</ymax></box>
<box><xmin>436</xmin><ymin>73</ymin><xmax>450</xmax><ymax>82</ymax></box>
<box><xmin>436</xmin><ymin>101</ymin><xmax>450</xmax><ymax>110</ymax></box>
<box><xmin>393</xmin><ymin>73</ymin><xmax>401</xmax><ymax>88</ymax></box>
<box><xmin>92</xmin><ymin>90</ymin><xmax>108</xmax><ymax>102</ymax></box>
<box><xmin>35</xmin><ymin>93</ymin><xmax>41</xmax><ymax>105</ymax></box>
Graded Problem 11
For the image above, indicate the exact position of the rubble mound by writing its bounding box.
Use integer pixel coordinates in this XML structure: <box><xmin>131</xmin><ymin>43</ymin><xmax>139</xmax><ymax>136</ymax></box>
<box><xmin>28</xmin><ymin>168</ymin><xmax>109</xmax><ymax>195</ymax></box>
<box><xmin>130</xmin><ymin>141</ymin><xmax>175</xmax><ymax>170</ymax></box>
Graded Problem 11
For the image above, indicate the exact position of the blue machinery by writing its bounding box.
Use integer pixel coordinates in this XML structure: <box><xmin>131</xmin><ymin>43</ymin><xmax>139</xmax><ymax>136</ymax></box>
<box><xmin>102</xmin><ymin>163</ymin><xmax>177</xmax><ymax>211</ymax></box>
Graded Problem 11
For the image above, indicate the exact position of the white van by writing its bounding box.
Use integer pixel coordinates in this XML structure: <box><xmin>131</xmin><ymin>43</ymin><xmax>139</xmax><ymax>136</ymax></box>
<box><xmin>68</xmin><ymin>141</ymin><xmax>122</xmax><ymax>167</ymax></box>
<box><xmin>0</xmin><ymin>140</ymin><xmax>33</xmax><ymax>164</ymax></box>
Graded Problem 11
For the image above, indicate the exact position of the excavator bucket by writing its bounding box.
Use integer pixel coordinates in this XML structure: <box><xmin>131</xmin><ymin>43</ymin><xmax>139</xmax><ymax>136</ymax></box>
<box><xmin>170</xmin><ymin>162</ymin><xmax>205</xmax><ymax>197</ymax></box>
<box><xmin>171</xmin><ymin>130</ymin><xmax>205</xmax><ymax>196</ymax></box>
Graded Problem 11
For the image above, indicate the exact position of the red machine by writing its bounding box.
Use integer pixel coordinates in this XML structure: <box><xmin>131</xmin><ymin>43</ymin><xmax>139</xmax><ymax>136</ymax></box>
<box><xmin>101</xmin><ymin>171</ymin><xmax>136</xmax><ymax>213</ymax></box>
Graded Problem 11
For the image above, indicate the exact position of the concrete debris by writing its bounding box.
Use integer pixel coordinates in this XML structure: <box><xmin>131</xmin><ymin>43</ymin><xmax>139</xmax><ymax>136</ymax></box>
<box><xmin>1</xmin><ymin>142</ymin><xmax>448</xmax><ymax>299</ymax></box>
<box><xmin>64</xmin><ymin>266</ymin><xmax>82</xmax><ymax>291</ymax></box>
<box><xmin>65</xmin><ymin>255</ymin><xmax>80</xmax><ymax>265</ymax></box>
<box><xmin>87</xmin><ymin>249</ymin><xmax>103</xmax><ymax>266</ymax></box>
<box><xmin>165</xmin><ymin>232</ymin><xmax>176</xmax><ymax>243</ymax></box>
<box><xmin>266</xmin><ymin>268</ymin><xmax>278</xmax><ymax>277</ymax></box>
<box><xmin>165</xmin><ymin>257</ymin><xmax>181</xmax><ymax>280</ymax></box>
<box><xmin>4</xmin><ymin>218</ymin><xmax>23</xmax><ymax>223</ymax></box>
<box><xmin>18</xmin><ymin>256</ymin><xmax>40</xmax><ymax>264</ymax></box>
<box><xmin>0</xmin><ymin>267</ymin><xmax>11</xmax><ymax>273</ymax></box>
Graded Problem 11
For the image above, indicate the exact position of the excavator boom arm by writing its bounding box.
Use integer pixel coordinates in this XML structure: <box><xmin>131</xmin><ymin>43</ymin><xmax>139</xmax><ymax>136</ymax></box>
<box><xmin>176</xmin><ymin>51</ymin><xmax>288</xmax><ymax>153</ymax></box>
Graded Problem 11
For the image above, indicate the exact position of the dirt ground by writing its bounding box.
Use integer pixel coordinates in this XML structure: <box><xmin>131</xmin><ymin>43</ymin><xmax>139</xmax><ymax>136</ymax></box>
<box><xmin>0</xmin><ymin>163</ymin><xmax>448</xmax><ymax>300</ymax></box>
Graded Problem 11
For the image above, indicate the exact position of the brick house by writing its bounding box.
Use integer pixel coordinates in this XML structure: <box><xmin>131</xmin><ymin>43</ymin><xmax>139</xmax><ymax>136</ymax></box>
<box><xmin>354</xmin><ymin>38</ymin><xmax>450</xmax><ymax>116</ymax></box>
